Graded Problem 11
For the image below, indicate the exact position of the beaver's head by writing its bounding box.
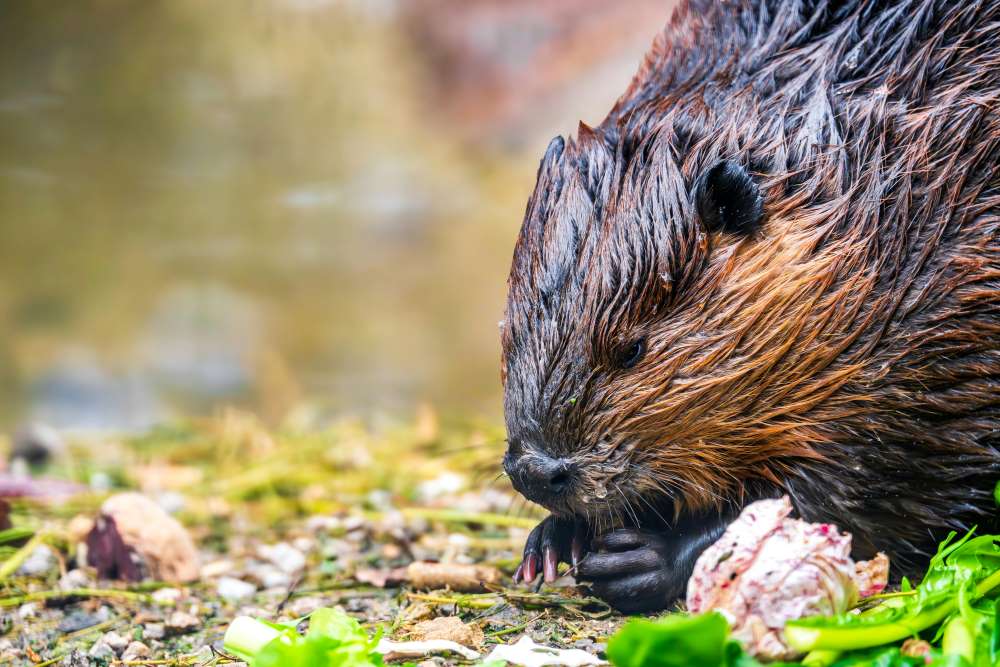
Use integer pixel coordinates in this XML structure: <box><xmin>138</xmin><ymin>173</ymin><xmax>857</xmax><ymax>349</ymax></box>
<box><xmin>500</xmin><ymin>101</ymin><xmax>871</xmax><ymax>533</ymax></box>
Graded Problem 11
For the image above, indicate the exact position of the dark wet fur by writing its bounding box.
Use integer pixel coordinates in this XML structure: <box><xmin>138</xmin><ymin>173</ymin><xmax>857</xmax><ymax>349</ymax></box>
<box><xmin>502</xmin><ymin>0</ymin><xmax>1000</xmax><ymax>609</ymax></box>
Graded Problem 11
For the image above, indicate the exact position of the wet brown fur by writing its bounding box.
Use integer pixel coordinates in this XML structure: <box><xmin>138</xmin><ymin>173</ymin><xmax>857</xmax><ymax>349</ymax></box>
<box><xmin>502</xmin><ymin>0</ymin><xmax>1000</xmax><ymax>569</ymax></box>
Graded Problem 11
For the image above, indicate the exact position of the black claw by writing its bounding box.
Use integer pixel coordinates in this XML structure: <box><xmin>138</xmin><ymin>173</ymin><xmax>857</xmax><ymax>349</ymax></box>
<box><xmin>515</xmin><ymin>515</ymin><xmax>588</xmax><ymax>586</ymax></box>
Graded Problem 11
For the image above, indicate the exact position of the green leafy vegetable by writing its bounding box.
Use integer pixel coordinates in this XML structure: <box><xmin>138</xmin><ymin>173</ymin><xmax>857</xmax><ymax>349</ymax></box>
<box><xmin>785</xmin><ymin>532</ymin><xmax>1000</xmax><ymax>656</ymax></box>
<box><xmin>606</xmin><ymin>611</ymin><xmax>799</xmax><ymax>667</ymax></box>
<box><xmin>606</xmin><ymin>529</ymin><xmax>1000</xmax><ymax>667</ymax></box>
<box><xmin>223</xmin><ymin>607</ymin><xmax>384</xmax><ymax>667</ymax></box>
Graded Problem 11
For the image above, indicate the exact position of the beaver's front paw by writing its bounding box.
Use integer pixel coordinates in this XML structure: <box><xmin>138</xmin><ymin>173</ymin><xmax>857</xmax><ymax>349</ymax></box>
<box><xmin>576</xmin><ymin>529</ymin><xmax>686</xmax><ymax>613</ymax></box>
<box><xmin>513</xmin><ymin>515</ymin><xmax>587</xmax><ymax>584</ymax></box>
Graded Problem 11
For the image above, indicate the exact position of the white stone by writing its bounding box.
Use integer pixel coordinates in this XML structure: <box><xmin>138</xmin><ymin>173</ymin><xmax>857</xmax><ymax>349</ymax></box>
<box><xmin>17</xmin><ymin>544</ymin><xmax>57</xmax><ymax>577</ymax></box>
<box><xmin>258</xmin><ymin>542</ymin><xmax>306</xmax><ymax>574</ymax></box>
<box><xmin>217</xmin><ymin>576</ymin><xmax>257</xmax><ymax>601</ymax></box>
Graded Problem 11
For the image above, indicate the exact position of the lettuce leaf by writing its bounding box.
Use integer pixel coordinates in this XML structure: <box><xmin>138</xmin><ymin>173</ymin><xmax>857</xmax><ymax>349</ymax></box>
<box><xmin>224</xmin><ymin>607</ymin><xmax>384</xmax><ymax>667</ymax></box>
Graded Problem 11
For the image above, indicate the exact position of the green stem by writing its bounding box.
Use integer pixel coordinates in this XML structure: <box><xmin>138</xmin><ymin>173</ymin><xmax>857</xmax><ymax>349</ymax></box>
<box><xmin>942</xmin><ymin>616</ymin><xmax>975</xmax><ymax>662</ymax></box>
<box><xmin>800</xmin><ymin>649</ymin><xmax>842</xmax><ymax>666</ymax></box>
<box><xmin>223</xmin><ymin>616</ymin><xmax>282</xmax><ymax>661</ymax></box>
<box><xmin>0</xmin><ymin>533</ymin><xmax>44</xmax><ymax>581</ymax></box>
<box><xmin>785</xmin><ymin>568</ymin><xmax>1000</xmax><ymax>652</ymax></box>
<box><xmin>0</xmin><ymin>588</ymin><xmax>153</xmax><ymax>607</ymax></box>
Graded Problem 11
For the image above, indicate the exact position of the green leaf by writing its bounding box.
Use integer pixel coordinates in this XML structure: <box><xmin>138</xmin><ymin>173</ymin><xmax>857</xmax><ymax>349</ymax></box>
<box><xmin>605</xmin><ymin>612</ymin><xmax>798</xmax><ymax>667</ymax></box>
<box><xmin>606</xmin><ymin>613</ymin><xmax>731</xmax><ymax>667</ymax></box>
<box><xmin>785</xmin><ymin>532</ymin><xmax>1000</xmax><ymax>653</ymax></box>
<box><xmin>224</xmin><ymin>606</ymin><xmax>384</xmax><ymax>667</ymax></box>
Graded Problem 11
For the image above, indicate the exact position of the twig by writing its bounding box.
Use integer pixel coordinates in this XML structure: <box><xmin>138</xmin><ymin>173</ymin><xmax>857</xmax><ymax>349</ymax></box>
<box><xmin>405</xmin><ymin>592</ymin><xmax>501</xmax><ymax>610</ymax></box>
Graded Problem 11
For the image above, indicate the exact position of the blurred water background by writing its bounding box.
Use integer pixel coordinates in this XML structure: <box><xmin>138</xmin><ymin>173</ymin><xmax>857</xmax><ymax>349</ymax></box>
<box><xmin>0</xmin><ymin>0</ymin><xmax>669</xmax><ymax>433</ymax></box>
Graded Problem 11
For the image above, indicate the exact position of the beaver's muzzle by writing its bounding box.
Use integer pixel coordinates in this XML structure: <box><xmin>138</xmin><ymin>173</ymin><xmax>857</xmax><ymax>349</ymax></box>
<box><xmin>504</xmin><ymin>451</ymin><xmax>577</xmax><ymax>508</ymax></box>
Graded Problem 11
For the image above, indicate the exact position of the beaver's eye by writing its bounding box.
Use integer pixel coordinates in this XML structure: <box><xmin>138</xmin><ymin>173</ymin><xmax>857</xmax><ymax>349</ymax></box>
<box><xmin>618</xmin><ymin>338</ymin><xmax>646</xmax><ymax>369</ymax></box>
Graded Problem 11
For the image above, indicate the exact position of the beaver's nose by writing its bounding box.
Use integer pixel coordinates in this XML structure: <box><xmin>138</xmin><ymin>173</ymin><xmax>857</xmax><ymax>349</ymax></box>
<box><xmin>510</xmin><ymin>454</ymin><xmax>576</xmax><ymax>503</ymax></box>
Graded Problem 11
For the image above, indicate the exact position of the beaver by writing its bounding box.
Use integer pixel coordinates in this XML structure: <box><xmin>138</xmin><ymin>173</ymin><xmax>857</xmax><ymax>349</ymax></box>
<box><xmin>500</xmin><ymin>0</ymin><xmax>1000</xmax><ymax>613</ymax></box>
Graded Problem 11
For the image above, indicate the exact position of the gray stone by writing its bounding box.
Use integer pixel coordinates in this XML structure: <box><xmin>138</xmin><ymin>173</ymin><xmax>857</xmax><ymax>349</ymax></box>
<box><xmin>57</xmin><ymin>610</ymin><xmax>101</xmax><ymax>633</ymax></box>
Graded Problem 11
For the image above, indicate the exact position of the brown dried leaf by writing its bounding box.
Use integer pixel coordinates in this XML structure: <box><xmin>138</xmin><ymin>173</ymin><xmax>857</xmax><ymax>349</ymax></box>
<box><xmin>411</xmin><ymin>616</ymin><xmax>484</xmax><ymax>648</ymax></box>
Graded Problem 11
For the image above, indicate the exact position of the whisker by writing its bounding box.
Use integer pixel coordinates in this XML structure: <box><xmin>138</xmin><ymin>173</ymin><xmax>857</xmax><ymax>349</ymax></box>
<box><xmin>614</xmin><ymin>483</ymin><xmax>641</xmax><ymax>528</ymax></box>
<box><xmin>636</xmin><ymin>491</ymin><xmax>670</xmax><ymax>528</ymax></box>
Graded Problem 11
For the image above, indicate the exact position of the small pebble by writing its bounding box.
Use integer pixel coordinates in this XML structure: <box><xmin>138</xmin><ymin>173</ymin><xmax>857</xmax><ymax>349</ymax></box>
<box><xmin>88</xmin><ymin>639</ymin><xmax>116</xmax><ymax>659</ymax></box>
<box><xmin>250</xmin><ymin>564</ymin><xmax>291</xmax><ymax>589</ymax></box>
<box><xmin>258</xmin><ymin>542</ymin><xmax>306</xmax><ymax>573</ymax></box>
<box><xmin>152</xmin><ymin>587</ymin><xmax>183</xmax><ymax>603</ymax></box>
<box><xmin>121</xmin><ymin>641</ymin><xmax>151</xmax><ymax>661</ymax></box>
<box><xmin>0</xmin><ymin>639</ymin><xmax>16</xmax><ymax>661</ymax></box>
<box><xmin>60</xmin><ymin>649</ymin><xmax>89</xmax><ymax>666</ymax></box>
<box><xmin>89</xmin><ymin>471</ymin><xmax>113</xmax><ymax>492</ymax></box>
<box><xmin>217</xmin><ymin>576</ymin><xmax>257</xmax><ymax>601</ymax></box>
<box><xmin>166</xmin><ymin>611</ymin><xmax>200</xmax><ymax>635</ymax></box>
<box><xmin>156</xmin><ymin>491</ymin><xmax>186</xmax><ymax>514</ymax></box>
<box><xmin>18</xmin><ymin>602</ymin><xmax>38</xmax><ymax>619</ymax></box>
<box><xmin>344</xmin><ymin>597</ymin><xmax>368</xmax><ymax>613</ymax></box>
<box><xmin>143</xmin><ymin>623</ymin><xmax>166</xmax><ymax>640</ymax></box>
<box><xmin>17</xmin><ymin>544</ymin><xmax>56</xmax><ymax>577</ymax></box>
<box><xmin>343</xmin><ymin>515</ymin><xmax>367</xmax><ymax>534</ymax></box>
<box><xmin>200</xmin><ymin>559</ymin><xmax>235</xmax><ymax>579</ymax></box>
<box><xmin>286</xmin><ymin>596</ymin><xmax>323</xmax><ymax>617</ymax></box>
<box><xmin>101</xmin><ymin>631</ymin><xmax>129</xmax><ymax>653</ymax></box>
<box><xmin>58</xmin><ymin>568</ymin><xmax>93</xmax><ymax>591</ymax></box>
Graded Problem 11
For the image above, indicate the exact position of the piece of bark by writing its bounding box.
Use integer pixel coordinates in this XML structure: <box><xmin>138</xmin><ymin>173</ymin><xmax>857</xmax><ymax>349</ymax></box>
<box><xmin>405</xmin><ymin>561</ymin><xmax>501</xmax><ymax>593</ymax></box>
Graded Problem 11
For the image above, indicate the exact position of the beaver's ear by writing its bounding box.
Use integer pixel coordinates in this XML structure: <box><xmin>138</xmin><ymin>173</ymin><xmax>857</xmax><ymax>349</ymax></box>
<box><xmin>695</xmin><ymin>161</ymin><xmax>765</xmax><ymax>237</ymax></box>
